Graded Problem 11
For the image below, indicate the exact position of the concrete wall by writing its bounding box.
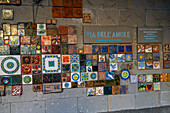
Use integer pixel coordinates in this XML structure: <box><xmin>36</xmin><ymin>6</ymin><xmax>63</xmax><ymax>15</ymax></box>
<box><xmin>0</xmin><ymin>0</ymin><xmax>170</xmax><ymax>113</ymax></box>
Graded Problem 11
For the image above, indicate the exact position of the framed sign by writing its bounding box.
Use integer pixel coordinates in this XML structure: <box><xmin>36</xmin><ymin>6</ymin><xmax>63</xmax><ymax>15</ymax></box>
<box><xmin>138</xmin><ymin>27</ymin><xmax>163</xmax><ymax>43</ymax></box>
<box><xmin>83</xmin><ymin>26</ymin><xmax>133</xmax><ymax>44</ymax></box>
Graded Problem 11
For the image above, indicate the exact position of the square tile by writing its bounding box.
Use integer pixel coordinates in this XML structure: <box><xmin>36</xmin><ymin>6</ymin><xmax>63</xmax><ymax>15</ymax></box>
<box><xmin>109</xmin><ymin>54</ymin><xmax>117</xmax><ymax>63</ymax></box>
<box><xmin>120</xmin><ymin>85</ymin><xmax>128</xmax><ymax>94</ymax></box>
<box><xmin>0</xmin><ymin>55</ymin><xmax>21</xmax><ymax>75</ymax></box>
<box><xmin>33</xmin><ymin>84</ymin><xmax>42</xmax><ymax>92</ymax></box>
<box><xmin>21</xmin><ymin>36</ymin><xmax>30</xmax><ymax>45</ymax></box>
<box><xmin>73</xmin><ymin>0</ymin><xmax>82</xmax><ymax>7</ymax></box>
<box><xmin>68</xmin><ymin>25</ymin><xmax>77</xmax><ymax>35</ymax></box>
<box><xmin>138</xmin><ymin>61</ymin><xmax>145</xmax><ymax>70</ymax></box>
<box><xmin>62</xmin><ymin>73</ymin><xmax>71</xmax><ymax>82</ymax></box>
<box><xmin>33</xmin><ymin>74</ymin><xmax>42</xmax><ymax>84</ymax></box>
<box><xmin>153</xmin><ymin>61</ymin><xmax>160</xmax><ymax>69</ymax></box>
<box><xmin>152</xmin><ymin>45</ymin><xmax>159</xmax><ymax>52</ymax></box>
<box><xmin>1</xmin><ymin>76</ymin><xmax>11</xmax><ymax>86</ymax></box>
<box><xmin>104</xmin><ymin>86</ymin><xmax>112</xmax><ymax>95</ymax></box>
<box><xmin>12</xmin><ymin>75</ymin><xmax>22</xmax><ymax>85</ymax></box>
<box><xmin>137</xmin><ymin>44</ymin><xmax>145</xmax><ymax>53</ymax></box>
<box><xmin>138</xmin><ymin>53</ymin><xmax>145</xmax><ymax>61</ymax></box>
<box><xmin>130</xmin><ymin>75</ymin><xmax>138</xmax><ymax>83</ymax></box>
<box><xmin>61</xmin><ymin>35</ymin><xmax>68</xmax><ymax>43</ymax></box>
<box><xmin>92</xmin><ymin>45</ymin><xmax>101</xmax><ymax>54</ymax></box>
<box><xmin>117</xmin><ymin>54</ymin><xmax>125</xmax><ymax>62</ymax></box>
<box><xmin>105</xmin><ymin>80</ymin><xmax>114</xmax><ymax>86</ymax></box>
<box><xmin>52</xmin><ymin>0</ymin><xmax>62</xmax><ymax>6</ymax></box>
<box><xmin>2</xmin><ymin>9</ymin><xmax>13</xmax><ymax>20</ymax></box>
<box><xmin>145</xmin><ymin>53</ymin><xmax>153</xmax><ymax>61</ymax></box>
<box><xmin>101</xmin><ymin>45</ymin><xmax>109</xmax><ymax>54</ymax></box>
<box><xmin>117</xmin><ymin>45</ymin><xmax>125</xmax><ymax>53</ymax></box>
<box><xmin>73</xmin><ymin>8</ymin><xmax>82</xmax><ymax>18</ymax></box>
<box><xmin>71</xmin><ymin>63</ymin><xmax>79</xmax><ymax>72</ymax></box>
<box><xmin>21</xmin><ymin>45</ymin><xmax>31</xmax><ymax>54</ymax></box>
<box><xmin>52</xmin><ymin>7</ymin><xmax>63</xmax><ymax>17</ymax></box>
<box><xmin>125</xmin><ymin>54</ymin><xmax>133</xmax><ymax>62</ymax></box>
<box><xmin>163</xmin><ymin>61</ymin><xmax>170</xmax><ymax>69</ymax></box>
<box><xmin>112</xmin><ymin>85</ymin><xmax>120</xmax><ymax>95</ymax></box>
<box><xmin>12</xmin><ymin>85</ymin><xmax>22</xmax><ymax>96</ymax></box>
<box><xmin>10</xmin><ymin>45</ymin><xmax>20</xmax><ymax>55</ymax></box>
<box><xmin>92</xmin><ymin>66</ymin><xmax>98</xmax><ymax>71</ymax></box>
<box><xmin>146</xmin><ymin>83</ymin><xmax>153</xmax><ymax>91</ymax></box>
<box><xmin>22</xmin><ymin>75</ymin><xmax>32</xmax><ymax>85</ymax></box>
<box><xmin>71</xmin><ymin>82</ymin><xmax>78</xmax><ymax>88</ymax></box>
<box><xmin>146</xmin><ymin>74</ymin><xmax>153</xmax><ymax>82</ymax></box>
<box><xmin>41</xmin><ymin>36</ymin><xmax>51</xmax><ymax>45</ymax></box>
<box><xmin>84</xmin><ymin>45</ymin><xmax>92</xmax><ymax>54</ymax></box>
<box><xmin>96</xmin><ymin>87</ymin><xmax>104</xmax><ymax>96</ymax></box>
<box><xmin>153</xmin><ymin>82</ymin><xmax>160</xmax><ymax>91</ymax></box>
<box><xmin>68</xmin><ymin>35</ymin><xmax>77</xmax><ymax>44</ymax></box>
<box><xmin>62</xmin><ymin>55</ymin><xmax>70</xmax><ymax>64</ymax></box>
<box><xmin>71</xmin><ymin>73</ymin><xmax>80</xmax><ymax>82</ymax></box>
<box><xmin>98</xmin><ymin>55</ymin><xmax>105</xmax><ymax>62</ymax></box>
<box><xmin>138</xmin><ymin>83</ymin><xmax>146</xmax><ymax>92</ymax></box>
<box><xmin>21</xmin><ymin>55</ymin><xmax>31</xmax><ymax>64</ymax></box>
<box><xmin>114</xmin><ymin>75</ymin><xmax>120</xmax><ymax>85</ymax></box>
<box><xmin>68</xmin><ymin>45</ymin><xmax>77</xmax><ymax>54</ymax></box>
<box><xmin>86</xmin><ymin>66</ymin><xmax>92</xmax><ymax>72</ymax></box>
<box><xmin>163</xmin><ymin>44</ymin><xmax>170</xmax><ymax>52</ymax></box>
<box><xmin>85</xmin><ymin>81</ymin><xmax>95</xmax><ymax>87</ymax></box>
<box><xmin>145</xmin><ymin>45</ymin><xmax>152</xmax><ymax>53</ymax></box>
<box><xmin>125</xmin><ymin>45</ymin><xmax>133</xmax><ymax>53</ymax></box>
<box><xmin>31</xmin><ymin>55</ymin><xmax>41</xmax><ymax>64</ymax></box>
<box><xmin>80</xmin><ymin>66</ymin><xmax>86</xmax><ymax>72</ymax></box>
<box><xmin>98</xmin><ymin>72</ymin><xmax>106</xmax><ymax>80</ymax></box>
<box><xmin>98</xmin><ymin>63</ymin><xmax>107</xmax><ymax>72</ymax></box>
<box><xmin>89</xmin><ymin>72</ymin><xmax>98</xmax><ymax>80</ymax></box>
<box><xmin>43</xmin><ymin>74</ymin><xmax>52</xmax><ymax>83</ymax></box>
<box><xmin>61</xmin><ymin>44</ymin><xmax>68</xmax><ymax>54</ymax></box>
<box><xmin>53</xmin><ymin>74</ymin><xmax>61</xmax><ymax>83</ymax></box>
<box><xmin>52</xmin><ymin>83</ymin><xmax>62</xmax><ymax>93</ymax></box>
<box><xmin>58</xmin><ymin>26</ymin><xmax>67</xmax><ymax>35</ymax></box>
<box><xmin>0</xmin><ymin>86</ymin><xmax>5</xmax><ymax>96</ymax></box>
<box><xmin>62</xmin><ymin>82</ymin><xmax>71</xmax><ymax>88</ymax></box>
<box><xmin>70</xmin><ymin>54</ymin><xmax>79</xmax><ymax>63</ymax></box>
<box><xmin>62</xmin><ymin>64</ymin><xmax>71</xmax><ymax>72</ymax></box>
<box><xmin>86</xmin><ymin>60</ymin><xmax>92</xmax><ymax>66</ymax></box>
<box><xmin>161</xmin><ymin>74</ymin><xmax>168</xmax><ymax>82</ymax></box>
<box><xmin>63</xmin><ymin>7</ymin><xmax>73</xmax><ymax>18</ymax></box>
<box><xmin>153</xmin><ymin>74</ymin><xmax>160</xmax><ymax>82</ymax></box>
<box><xmin>138</xmin><ymin>74</ymin><xmax>146</xmax><ymax>83</ymax></box>
<box><xmin>153</xmin><ymin>53</ymin><xmax>160</xmax><ymax>61</ymax></box>
<box><xmin>22</xmin><ymin>64</ymin><xmax>32</xmax><ymax>74</ymax></box>
<box><xmin>164</xmin><ymin>53</ymin><xmax>170</xmax><ymax>61</ymax></box>
<box><xmin>87</xmin><ymin>87</ymin><xmax>95</xmax><ymax>96</ymax></box>
<box><xmin>83</xmin><ymin>14</ymin><xmax>91</xmax><ymax>23</ymax></box>
<box><xmin>106</xmin><ymin>71</ymin><xmax>114</xmax><ymax>80</ymax></box>
<box><xmin>95</xmin><ymin>80</ymin><xmax>105</xmax><ymax>87</ymax></box>
<box><xmin>81</xmin><ymin>72</ymin><xmax>89</xmax><ymax>81</ymax></box>
<box><xmin>43</xmin><ymin>83</ymin><xmax>52</xmax><ymax>94</ymax></box>
<box><xmin>145</xmin><ymin>61</ymin><xmax>153</xmax><ymax>69</ymax></box>
<box><xmin>42</xmin><ymin>54</ymin><xmax>61</xmax><ymax>73</ymax></box>
<box><xmin>109</xmin><ymin>45</ymin><xmax>117</xmax><ymax>54</ymax></box>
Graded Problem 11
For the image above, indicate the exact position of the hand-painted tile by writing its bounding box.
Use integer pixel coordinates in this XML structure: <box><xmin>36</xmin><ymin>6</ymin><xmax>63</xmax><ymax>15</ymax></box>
<box><xmin>120</xmin><ymin>85</ymin><xmax>128</xmax><ymax>94</ymax></box>
<box><xmin>152</xmin><ymin>45</ymin><xmax>159</xmax><ymax>53</ymax></box>
<box><xmin>106</xmin><ymin>71</ymin><xmax>114</xmax><ymax>80</ymax></box>
<box><xmin>43</xmin><ymin>83</ymin><xmax>52</xmax><ymax>94</ymax></box>
<box><xmin>33</xmin><ymin>74</ymin><xmax>42</xmax><ymax>84</ymax></box>
<box><xmin>22</xmin><ymin>64</ymin><xmax>32</xmax><ymax>74</ymax></box>
<box><xmin>146</xmin><ymin>74</ymin><xmax>153</xmax><ymax>82</ymax></box>
<box><xmin>153</xmin><ymin>74</ymin><xmax>160</xmax><ymax>82</ymax></box>
<box><xmin>84</xmin><ymin>45</ymin><xmax>92</xmax><ymax>54</ymax></box>
<box><xmin>68</xmin><ymin>45</ymin><xmax>77</xmax><ymax>54</ymax></box>
<box><xmin>1</xmin><ymin>76</ymin><xmax>11</xmax><ymax>86</ymax></box>
<box><xmin>71</xmin><ymin>63</ymin><xmax>79</xmax><ymax>72</ymax></box>
<box><xmin>70</xmin><ymin>54</ymin><xmax>79</xmax><ymax>63</ymax></box>
<box><xmin>96</xmin><ymin>87</ymin><xmax>104</xmax><ymax>96</ymax></box>
<box><xmin>105</xmin><ymin>80</ymin><xmax>114</xmax><ymax>86</ymax></box>
<box><xmin>125</xmin><ymin>54</ymin><xmax>133</xmax><ymax>62</ymax></box>
<box><xmin>62</xmin><ymin>82</ymin><xmax>71</xmax><ymax>88</ymax></box>
<box><xmin>114</xmin><ymin>75</ymin><xmax>120</xmax><ymax>85</ymax></box>
<box><xmin>153</xmin><ymin>61</ymin><xmax>160</xmax><ymax>69</ymax></box>
<box><xmin>112</xmin><ymin>85</ymin><xmax>120</xmax><ymax>95</ymax></box>
<box><xmin>85</xmin><ymin>81</ymin><xmax>95</xmax><ymax>87</ymax></box>
<box><xmin>71</xmin><ymin>73</ymin><xmax>80</xmax><ymax>82</ymax></box>
<box><xmin>138</xmin><ymin>53</ymin><xmax>145</xmax><ymax>61</ymax></box>
<box><xmin>145</xmin><ymin>45</ymin><xmax>152</xmax><ymax>53</ymax></box>
<box><xmin>145</xmin><ymin>53</ymin><xmax>153</xmax><ymax>61</ymax></box>
<box><xmin>109</xmin><ymin>45</ymin><xmax>117</xmax><ymax>54</ymax></box>
<box><xmin>110</xmin><ymin>63</ymin><xmax>118</xmax><ymax>71</ymax></box>
<box><xmin>92</xmin><ymin>45</ymin><xmax>101</xmax><ymax>54</ymax></box>
<box><xmin>83</xmin><ymin>14</ymin><xmax>91</xmax><ymax>23</ymax></box>
<box><xmin>146</xmin><ymin>83</ymin><xmax>153</xmax><ymax>91</ymax></box>
<box><xmin>138</xmin><ymin>61</ymin><xmax>145</xmax><ymax>70</ymax></box>
<box><xmin>52</xmin><ymin>83</ymin><xmax>62</xmax><ymax>92</ymax></box>
<box><xmin>145</xmin><ymin>61</ymin><xmax>153</xmax><ymax>69</ymax></box>
<box><xmin>33</xmin><ymin>84</ymin><xmax>42</xmax><ymax>92</ymax></box>
<box><xmin>12</xmin><ymin>75</ymin><xmax>22</xmax><ymax>85</ymax></box>
<box><xmin>138</xmin><ymin>83</ymin><xmax>146</xmax><ymax>92</ymax></box>
<box><xmin>12</xmin><ymin>85</ymin><xmax>22</xmax><ymax>96</ymax></box>
<box><xmin>137</xmin><ymin>45</ymin><xmax>145</xmax><ymax>53</ymax></box>
<box><xmin>130</xmin><ymin>75</ymin><xmax>138</xmax><ymax>83</ymax></box>
<box><xmin>98</xmin><ymin>63</ymin><xmax>107</xmax><ymax>72</ymax></box>
<box><xmin>22</xmin><ymin>75</ymin><xmax>32</xmax><ymax>85</ymax></box>
<box><xmin>68</xmin><ymin>35</ymin><xmax>77</xmax><ymax>44</ymax></box>
<box><xmin>71</xmin><ymin>82</ymin><xmax>78</xmax><ymax>88</ymax></box>
<box><xmin>153</xmin><ymin>82</ymin><xmax>160</xmax><ymax>91</ymax></box>
<box><xmin>153</xmin><ymin>53</ymin><xmax>160</xmax><ymax>61</ymax></box>
<box><xmin>117</xmin><ymin>54</ymin><xmax>125</xmax><ymax>62</ymax></box>
<box><xmin>62</xmin><ymin>73</ymin><xmax>71</xmax><ymax>82</ymax></box>
<box><xmin>117</xmin><ymin>45</ymin><xmax>125</xmax><ymax>53</ymax></box>
<box><xmin>87</xmin><ymin>87</ymin><xmax>95</xmax><ymax>96</ymax></box>
<box><xmin>81</xmin><ymin>72</ymin><xmax>89</xmax><ymax>81</ymax></box>
<box><xmin>89</xmin><ymin>72</ymin><xmax>98</xmax><ymax>81</ymax></box>
<box><xmin>125</xmin><ymin>45</ymin><xmax>133</xmax><ymax>53</ymax></box>
<box><xmin>104</xmin><ymin>86</ymin><xmax>112</xmax><ymax>95</ymax></box>
<box><xmin>10</xmin><ymin>45</ymin><xmax>20</xmax><ymax>55</ymax></box>
<box><xmin>161</xmin><ymin>73</ymin><xmax>168</xmax><ymax>82</ymax></box>
<box><xmin>138</xmin><ymin>74</ymin><xmax>145</xmax><ymax>83</ymax></box>
<box><xmin>73</xmin><ymin>8</ymin><xmax>82</xmax><ymax>18</ymax></box>
<box><xmin>163</xmin><ymin>61</ymin><xmax>170</xmax><ymax>69</ymax></box>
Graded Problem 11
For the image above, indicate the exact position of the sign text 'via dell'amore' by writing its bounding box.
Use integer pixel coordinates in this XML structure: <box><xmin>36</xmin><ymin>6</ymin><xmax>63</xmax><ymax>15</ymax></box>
<box><xmin>83</xmin><ymin>26</ymin><xmax>133</xmax><ymax>44</ymax></box>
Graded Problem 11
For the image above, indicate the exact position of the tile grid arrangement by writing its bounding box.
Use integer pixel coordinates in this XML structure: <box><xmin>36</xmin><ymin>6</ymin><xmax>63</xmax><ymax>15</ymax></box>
<box><xmin>163</xmin><ymin>44</ymin><xmax>170</xmax><ymax>69</ymax></box>
<box><xmin>0</xmin><ymin>0</ymin><xmax>21</xmax><ymax>4</ymax></box>
<box><xmin>0</xmin><ymin>21</ymin><xmax>170</xmax><ymax>96</ymax></box>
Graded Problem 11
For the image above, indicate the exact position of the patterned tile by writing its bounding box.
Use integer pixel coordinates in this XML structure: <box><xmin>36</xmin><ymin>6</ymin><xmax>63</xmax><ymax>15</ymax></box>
<box><xmin>12</xmin><ymin>85</ymin><xmax>22</xmax><ymax>96</ymax></box>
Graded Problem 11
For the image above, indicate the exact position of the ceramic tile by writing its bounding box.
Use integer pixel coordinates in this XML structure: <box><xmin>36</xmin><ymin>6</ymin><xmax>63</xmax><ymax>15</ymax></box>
<box><xmin>112</xmin><ymin>85</ymin><xmax>120</xmax><ymax>95</ymax></box>
<box><xmin>96</xmin><ymin>87</ymin><xmax>104</xmax><ymax>95</ymax></box>
<box><xmin>153</xmin><ymin>82</ymin><xmax>160</xmax><ymax>91</ymax></box>
<box><xmin>33</xmin><ymin>84</ymin><xmax>42</xmax><ymax>92</ymax></box>
<box><xmin>63</xmin><ymin>7</ymin><xmax>73</xmax><ymax>18</ymax></box>
<box><xmin>22</xmin><ymin>75</ymin><xmax>32</xmax><ymax>84</ymax></box>
<box><xmin>130</xmin><ymin>75</ymin><xmax>138</xmax><ymax>83</ymax></box>
<box><xmin>104</xmin><ymin>86</ymin><xmax>112</xmax><ymax>95</ymax></box>
<box><xmin>161</xmin><ymin>73</ymin><xmax>168</xmax><ymax>82</ymax></box>
<box><xmin>146</xmin><ymin>83</ymin><xmax>153</xmax><ymax>91</ymax></box>
<box><xmin>138</xmin><ymin>74</ymin><xmax>145</xmax><ymax>83</ymax></box>
<box><xmin>84</xmin><ymin>45</ymin><xmax>92</xmax><ymax>54</ymax></box>
<box><xmin>87</xmin><ymin>87</ymin><xmax>95</xmax><ymax>96</ymax></box>
<box><xmin>12</xmin><ymin>85</ymin><xmax>22</xmax><ymax>96</ymax></box>
<box><xmin>83</xmin><ymin>14</ymin><xmax>91</xmax><ymax>23</ymax></box>
<box><xmin>138</xmin><ymin>83</ymin><xmax>146</xmax><ymax>92</ymax></box>
<box><xmin>120</xmin><ymin>85</ymin><xmax>128</xmax><ymax>94</ymax></box>
<box><xmin>153</xmin><ymin>74</ymin><xmax>160</xmax><ymax>82</ymax></box>
<box><xmin>73</xmin><ymin>8</ymin><xmax>82</xmax><ymax>18</ymax></box>
<box><xmin>146</xmin><ymin>74</ymin><xmax>153</xmax><ymax>82</ymax></box>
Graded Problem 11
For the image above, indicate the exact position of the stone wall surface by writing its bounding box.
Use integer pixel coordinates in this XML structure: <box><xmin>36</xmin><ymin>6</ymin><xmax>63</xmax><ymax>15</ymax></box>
<box><xmin>0</xmin><ymin>0</ymin><xmax>170</xmax><ymax>113</ymax></box>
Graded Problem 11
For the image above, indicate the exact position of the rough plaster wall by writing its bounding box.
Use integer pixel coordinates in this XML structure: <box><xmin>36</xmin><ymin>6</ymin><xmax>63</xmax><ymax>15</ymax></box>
<box><xmin>0</xmin><ymin>0</ymin><xmax>170</xmax><ymax>113</ymax></box>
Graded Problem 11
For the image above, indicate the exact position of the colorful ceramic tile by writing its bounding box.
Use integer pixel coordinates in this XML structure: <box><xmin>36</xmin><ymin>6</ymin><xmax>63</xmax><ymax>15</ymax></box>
<box><xmin>2</xmin><ymin>9</ymin><xmax>13</xmax><ymax>20</ymax></box>
<box><xmin>43</xmin><ymin>74</ymin><xmax>52</xmax><ymax>83</ymax></box>
<box><xmin>153</xmin><ymin>82</ymin><xmax>160</xmax><ymax>91</ymax></box>
<box><xmin>31</xmin><ymin>55</ymin><xmax>41</xmax><ymax>64</ymax></box>
<box><xmin>138</xmin><ymin>53</ymin><xmax>145</xmax><ymax>61</ymax></box>
<box><xmin>33</xmin><ymin>74</ymin><xmax>42</xmax><ymax>84</ymax></box>
<box><xmin>52</xmin><ymin>7</ymin><xmax>63</xmax><ymax>17</ymax></box>
<box><xmin>117</xmin><ymin>54</ymin><xmax>125</xmax><ymax>62</ymax></box>
<box><xmin>71</xmin><ymin>63</ymin><xmax>79</xmax><ymax>72</ymax></box>
<box><xmin>10</xmin><ymin>45</ymin><xmax>20</xmax><ymax>55</ymax></box>
<box><xmin>43</xmin><ymin>83</ymin><xmax>52</xmax><ymax>94</ymax></box>
<box><xmin>92</xmin><ymin>45</ymin><xmax>101</xmax><ymax>55</ymax></box>
<box><xmin>52</xmin><ymin>83</ymin><xmax>62</xmax><ymax>92</ymax></box>
<box><xmin>42</xmin><ymin>45</ymin><xmax>51</xmax><ymax>54</ymax></box>
<box><xmin>86</xmin><ymin>66</ymin><xmax>92</xmax><ymax>72</ymax></box>
<box><xmin>105</xmin><ymin>79</ymin><xmax>114</xmax><ymax>86</ymax></box>
<box><xmin>114</xmin><ymin>75</ymin><xmax>120</xmax><ymax>85</ymax></box>
<box><xmin>78</xmin><ymin>48</ymin><xmax>83</xmax><ymax>54</ymax></box>
<box><xmin>138</xmin><ymin>61</ymin><xmax>145</xmax><ymax>70</ymax></box>
<box><xmin>153</xmin><ymin>74</ymin><xmax>160</xmax><ymax>82</ymax></box>
<box><xmin>62</xmin><ymin>64</ymin><xmax>70</xmax><ymax>73</ymax></box>
<box><xmin>41</xmin><ymin>36</ymin><xmax>51</xmax><ymax>45</ymax></box>
<box><xmin>109</xmin><ymin>45</ymin><xmax>117</xmax><ymax>54</ymax></box>
<box><xmin>146</xmin><ymin>83</ymin><xmax>153</xmax><ymax>91</ymax></box>
<box><xmin>145</xmin><ymin>61</ymin><xmax>153</xmax><ymax>69</ymax></box>
<box><xmin>21</xmin><ymin>45</ymin><xmax>31</xmax><ymax>55</ymax></box>
<box><xmin>117</xmin><ymin>45</ymin><xmax>125</xmax><ymax>53</ymax></box>
<box><xmin>127</xmin><ymin>63</ymin><xmax>133</xmax><ymax>70</ymax></box>
<box><xmin>106</xmin><ymin>71</ymin><xmax>114</xmax><ymax>80</ymax></box>
<box><xmin>71</xmin><ymin>82</ymin><xmax>78</xmax><ymax>88</ymax></box>
<box><xmin>161</xmin><ymin>74</ymin><xmax>168</xmax><ymax>82</ymax></box>
<box><xmin>61</xmin><ymin>35</ymin><xmax>68</xmax><ymax>43</ymax></box>
<box><xmin>98</xmin><ymin>63</ymin><xmax>107</xmax><ymax>72</ymax></box>
<box><xmin>112</xmin><ymin>85</ymin><xmax>120</xmax><ymax>95</ymax></box>
<box><xmin>163</xmin><ymin>61</ymin><xmax>170</xmax><ymax>69</ymax></box>
<box><xmin>62</xmin><ymin>55</ymin><xmax>70</xmax><ymax>64</ymax></box>
<box><xmin>73</xmin><ymin>8</ymin><xmax>82</xmax><ymax>18</ymax></box>
<box><xmin>58</xmin><ymin>26</ymin><xmax>67</xmax><ymax>35</ymax></box>
<box><xmin>62</xmin><ymin>73</ymin><xmax>71</xmax><ymax>82</ymax></box>
<box><xmin>62</xmin><ymin>82</ymin><xmax>71</xmax><ymax>88</ymax></box>
<box><xmin>21</xmin><ymin>36</ymin><xmax>30</xmax><ymax>45</ymax></box>
<box><xmin>71</xmin><ymin>73</ymin><xmax>80</xmax><ymax>82</ymax></box>
<box><xmin>70</xmin><ymin>54</ymin><xmax>79</xmax><ymax>63</ymax></box>
<box><xmin>153</xmin><ymin>61</ymin><xmax>160</xmax><ymax>69</ymax></box>
<box><xmin>96</xmin><ymin>87</ymin><xmax>104</xmax><ymax>95</ymax></box>
<box><xmin>146</xmin><ymin>74</ymin><xmax>153</xmax><ymax>82</ymax></box>
<box><xmin>86</xmin><ymin>60</ymin><xmax>92</xmax><ymax>66</ymax></box>
<box><xmin>120</xmin><ymin>85</ymin><xmax>128</xmax><ymax>94</ymax></box>
<box><xmin>0</xmin><ymin>55</ymin><xmax>21</xmax><ymax>75</ymax></box>
<box><xmin>84</xmin><ymin>45</ymin><xmax>92</xmax><ymax>54</ymax></box>
<box><xmin>68</xmin><ymin>45</ymin><xmax>77</xmax><ymax>54</ymax></box>
<box><xmin>80</xmin><ymin>72</ymin><xmax>88</xmax><ymax>81</ymax></box>
<box><xmin>22</xmin><ymin>64</ymin><xmax>32</xmax><ymax>74</ymax></box>
<box><xmin>89</xmin><ymin>72</ymin><xmax>98</xmax><ymax>80</ymax></box>
<box><xmin>145</xmin><ymin>45</ymin><xmax>152</xmax><ymax>53</ymax></box>
<box><xmin>9</xmin><ymin>36</ymin><xmax>19</xmax><ymax>45</ymax></box>
<box><xmin>164</xmin><ymin>53</ymin><xmax>170</xmax><ymax>61</ymax></box>
<box><xmin>104</xmin><ymin>86</ymin><xmax>112</xmax><ymax>95</ymax></box>
<box><xmin>11</xmin><ymin>75</ymin><xmax>22</xmax><ymax>85</ymax></box>
<box><xmin>87</xmin><ymin>88</ymin><xmax>95</xmax><ymax>96</ymax></box>
<box><xmin>68</xmin><ymin>35</ymin><xmax>77</xmax><ymax>44</ymax></box>
<box><xmin>83</xmin><ymin>14</ymin><xmax>91</xmax><ymax>23</ymax></box>
<box><xmin>33</xmin><ymin>84</ymin><xmax>42</xmax><ymax>92</ymax></box>
<box><xmin>137</xmin><ymin>45</ymin><xmax>145</xmax><ymax>53</ymax></box>
<box><xmin>100</xmin><ymin>45</ymin><xmax>109</xmax><ymax>54</ymax></box>
<box><xmin>145</xmin><ymin>53</ymin><xmax>153</xmax><ymax>61</ymax></box>
<box><xmin>47</xmin><ymin>29</ymin><xmax>57</xmax><ymax>35</ymax></box>
<box><xmin>68</xmin><ymin>25</ymin><xmax>77</xmax><ymax>35</ymax></box>
<box><xmin>21</xmin><ymin>55</ymin><xmax>31</xmax><ymax>64</ymax></box>
<box><xmin>138</xmin><ymin>83</ymin><xmax>146</xmax><ymax>92</ymax></box>
<box><xmin>1</xmin><ymin>76</ymin><xmax>11</xmax><ymax>86</ymax></box>
<box><xmin>78</xmin><ymin>81</ymin><xmax>85</xmax><ymax>87</ymax></box>
<box><xmin>163</xmin><ymin>44</ymin><xmax>170</xmax><ymax>52</ymax></box>
<box><xmin>95</xmin><ymin>80</ymin><xmax>105</xmax><ymax>86</ymax></box>
<box><xmin>52</xmin><ymin>74</ymin><xmax>61</xmax><ymax>83</ymax></box>
<box><xmin>125</xmin><ymin>54</ymin><xmax>133</xmax><ymax>62</ymax></box>
<box><xmin>130</xmin><ymin>75</ymin><xmax>138</xmax><ymax>83</ymax></box>
<box><xmin>3</xmin><ymin>24</ymin><xmax>10</xmax><ymax>35</ymax></box>
<box><xmin>12</xmin><ymin>85</ymin><xmax>22</xmax><ymax>96</ymax></box>
<box><xmin>98</xmin><ymin>55</ymin><xmax>105</xmax><ymax>62</ymax></box>
<box><xmin>42</xmin><ymin>54</ymin><xmax>61</xmax><ymax>73</ymax></box>
<box><xmin>121</xmin><ymin>70</ymin><xmax>130</xmax><ymax>80</ymax></box>
<box><xmin>125</xmin><ymin>45</ymin><xmax>133</xmax><ymax>53</ymax></box>
<box><xmin>18</xmin><ymin>29</ymin><xmax>25</xmax><ymax>36</ymax></box>
<box><xmin>138</xmin><ymin>74</ymin><xmax>145</xmax><ymax>83</ymax></box>
<box><xmin>152</xmin><ymin>45</ymin><xmax>159</xmax><ymax>53</ymax></box>
<box><xmin>80</xmin><ymin>66</ymin><xmax>86</xmax><ymax>72</ymax></box>
<box><xmin>98</xmin><ymin>72</ymin><xmax>106</xmax><ymax>80</ymax></box>
<box><xmin>153</xmin><ymin>53</ymin><xmax>160</xmax><ymax>61</ymax></box>
<box><xmin>0</xmin><ymin>86</ymin><xmax>5</xmax><ymax>96</ymax></box>
<box><xmin>10</xmin><ymin>25</ymin><xmax>18</xmax><ymax>36</ymax></box>
<box><xmin>37</xmin><ymin>29</ymin><xmax>46</xmax><ymax>35</ymax></box>
<box><xmin>31</xmin><ymin>36</ymin><xmax>41</xmax><ymax>45</ymax></box>
<box><xmin>61</xmin><ymin>44</ymin><xmax>68</xmax><ymax>54</ymax></box>
<box><xmin>22</xmin><ymin>75</ymin><xmax>32</xmax><ymax>85</ymax></box>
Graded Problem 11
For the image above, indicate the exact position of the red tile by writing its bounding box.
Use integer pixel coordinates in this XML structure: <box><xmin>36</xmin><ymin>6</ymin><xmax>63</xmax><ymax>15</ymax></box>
<box><xmin>73</xmin><ymin>8</ymin><xmax>82</xmax><ymax>18</ymax></box>
<box><xmin>52</xmin><ymin>7</ymin><xmax>63</xmax><ymax>17</ymax></box>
